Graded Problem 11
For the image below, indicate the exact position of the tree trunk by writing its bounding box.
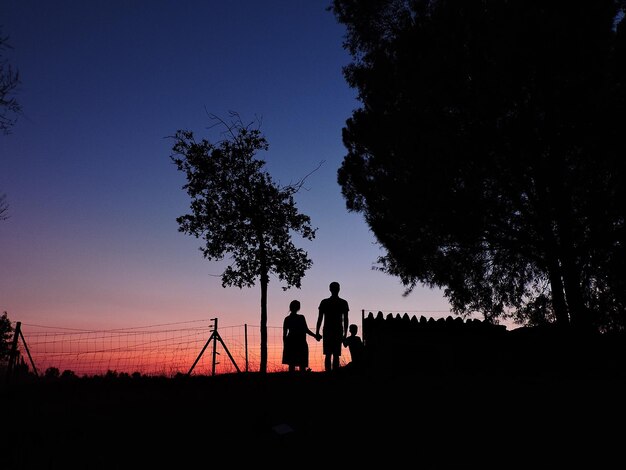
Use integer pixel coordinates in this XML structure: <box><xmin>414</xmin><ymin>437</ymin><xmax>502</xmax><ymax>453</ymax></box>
<box><xmin>538</xmin><ymin>199</ymin><xmax>570</xmax><ymax>328</ymax></box>
<box><xmin>546</xmin><ymin>257</ymin><xmax>570</xmax><ymax>328</ymax></box>
<box><xmin>259</xmin><ymin>269</ymin><xmax>269</xmax><ymax>374</ymax></box>
<box><xmin>554</xmin><ymin>198</ymin><xmax>593</xmax><ymax>333</ymax></box>
<box><xmin>561</xmin><ymin>254</ymin><xmax>592</xmax><ymax>332</ymax></box>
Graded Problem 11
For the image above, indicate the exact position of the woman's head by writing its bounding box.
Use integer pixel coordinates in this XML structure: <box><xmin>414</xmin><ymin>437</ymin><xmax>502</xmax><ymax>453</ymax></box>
<box><xmin>289</xmin><ymin>300</ymin><xmax>301</xmax><ymax>313</ymax></box>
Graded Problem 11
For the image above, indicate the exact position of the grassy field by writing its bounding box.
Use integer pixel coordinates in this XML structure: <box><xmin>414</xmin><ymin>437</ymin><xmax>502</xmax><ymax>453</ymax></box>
<box><xmin>2</xmin><ymin>363</ymin><xmax>626</xmax><ymax>469</ymax></box>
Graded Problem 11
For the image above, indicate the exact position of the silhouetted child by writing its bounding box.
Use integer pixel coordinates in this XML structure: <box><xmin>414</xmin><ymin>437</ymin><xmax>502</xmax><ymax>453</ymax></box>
<box><xmin>342</xmin><ymin>323</ymin><xmax>364</xmax><ymax>369</ymax></box>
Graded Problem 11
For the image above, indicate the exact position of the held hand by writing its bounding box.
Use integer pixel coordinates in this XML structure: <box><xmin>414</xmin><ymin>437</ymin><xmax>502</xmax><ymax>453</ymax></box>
<box><xmin>316</xmin><ymin>333</ymin><xmax>322</xmax><ymax>341</ymax></box>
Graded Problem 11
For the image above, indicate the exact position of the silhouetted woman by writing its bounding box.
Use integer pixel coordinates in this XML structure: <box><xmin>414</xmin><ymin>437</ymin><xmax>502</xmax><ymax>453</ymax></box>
<box><xmin>282</xmin><ymin>300</ymin><xmax>320</xmax><ymax>373</ymax></box>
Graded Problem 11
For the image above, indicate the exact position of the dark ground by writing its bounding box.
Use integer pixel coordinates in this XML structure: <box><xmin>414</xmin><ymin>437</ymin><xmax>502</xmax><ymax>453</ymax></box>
<box><xmin>2</xmin><ymin>363</ymin><xmax>626</xmax><ymax>469</ymax></box>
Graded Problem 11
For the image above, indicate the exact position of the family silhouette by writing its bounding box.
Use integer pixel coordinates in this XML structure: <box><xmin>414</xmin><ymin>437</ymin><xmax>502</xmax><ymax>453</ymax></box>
<box><xmin>283</xmin><ymin>281</ymin><xmax>360</xmax><ymax>373</ymax></box>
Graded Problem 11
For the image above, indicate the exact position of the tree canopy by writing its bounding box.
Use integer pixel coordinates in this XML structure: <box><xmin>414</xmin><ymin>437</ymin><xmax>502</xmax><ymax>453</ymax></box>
<box><xmin>331</xmin><ymin>0</ymin><xmax>626</xmax><ymax>332</ymax></box>
<box><xmin>170</xmin><ymin>113</ymin><xmax>317</xmax><ymax>372</ymax></box>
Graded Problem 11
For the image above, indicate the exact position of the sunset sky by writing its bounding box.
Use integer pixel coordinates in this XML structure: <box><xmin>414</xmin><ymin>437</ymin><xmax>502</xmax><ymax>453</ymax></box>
<box><xmin>0</xmin><ymin>0</ymin><xmax>455</xmax><ymax>337</ymax></box>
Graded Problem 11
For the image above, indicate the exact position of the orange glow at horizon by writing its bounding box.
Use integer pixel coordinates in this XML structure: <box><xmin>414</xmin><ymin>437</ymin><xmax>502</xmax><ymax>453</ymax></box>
<box><xmin>12</xmin><ymin>320</ymin><xmax>352</xmax><ymax>377</ymax></box>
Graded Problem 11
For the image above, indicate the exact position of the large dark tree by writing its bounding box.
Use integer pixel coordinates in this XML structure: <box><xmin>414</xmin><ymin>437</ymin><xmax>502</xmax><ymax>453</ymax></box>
<box><xmin>331</xmin><ymin>0</ymin><xmax>626</xmax><ymax>332</ymax></box>
<box><xmin>170</xmin><ymin>113</ymin><xmax>317</xmax><ymax>373</ymax></box>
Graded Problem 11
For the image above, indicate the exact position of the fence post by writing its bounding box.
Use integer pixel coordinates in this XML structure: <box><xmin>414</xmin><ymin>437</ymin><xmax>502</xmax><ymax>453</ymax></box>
<box><xmin>244</xmin><ymin>323</ymin><xmax>249</xmax><ymax>372</ymax></box>
<box><xmin>361</xmin><ymin>309</ymin><xmax>366</xmax><ymax>346</ymax></box>
<box><xmin>6</xmin><ymin>321</ymin><xmax>21</xmax><ymax>381</ymax></box>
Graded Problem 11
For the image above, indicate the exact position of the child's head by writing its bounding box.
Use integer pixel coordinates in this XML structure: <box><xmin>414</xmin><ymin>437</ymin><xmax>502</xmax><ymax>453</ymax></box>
<box><xmin>289</xmin><ymin>300</ymin><xmax>301</xmax><ymax>313</ymax></box>
<box><xmin>349</xmin><ymin>324</ymin><xmax>358</xmax><ymax>335</ymax></box>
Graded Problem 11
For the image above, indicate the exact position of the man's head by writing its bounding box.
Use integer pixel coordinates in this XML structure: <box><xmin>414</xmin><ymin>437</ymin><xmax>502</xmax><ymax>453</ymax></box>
<box><xmin>329</xmin><ymin>281</ymin><xmax>340</xmax><ymax>295</ymax></box>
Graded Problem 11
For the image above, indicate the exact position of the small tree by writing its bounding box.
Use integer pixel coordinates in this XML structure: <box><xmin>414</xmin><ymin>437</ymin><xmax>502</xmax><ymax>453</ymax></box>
<box><xmin>170</xmin><ymin>113</ymin><xmax>317</xmax><ymax>373</ymax></box>
<box><xmin>1</xmin><ymin>27</ymin><xmax>20</xmax><ymax>224</ymax></box>
<box><xmin>0</xmin><ymin>193</ymin><xmax>9</xmax><ymax>221</ymax></box>
<box><xmin>44</xmin><ymin>367</ymin><xmax>60</xmax><ymax>380</ymax></box>
<box><xmin>0</xmin><ymin>28</ymin><xmax>21</xmax><ymax>134</ymax></box>
<box><xmin>0</xmin><ymin>311</ymin><xmax>14</xmax><ymax>361</ymax></box>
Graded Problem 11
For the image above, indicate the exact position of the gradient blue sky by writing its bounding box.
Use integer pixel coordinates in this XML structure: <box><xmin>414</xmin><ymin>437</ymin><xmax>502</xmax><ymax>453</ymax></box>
<box><xmin>0</xmin><ymin>0</ymin><xmax>453</xmax><ymax>331</ymax></box>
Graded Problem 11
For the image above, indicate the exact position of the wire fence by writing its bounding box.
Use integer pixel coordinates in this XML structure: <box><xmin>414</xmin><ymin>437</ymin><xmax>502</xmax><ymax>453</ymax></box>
<box><xmin>8</xmin><ymin>318</ymin><xmax>337</xmax><ymax>377</ymax></box>
<box><xmin>6</xmin><ymin>310</ymin><xmax>460</xmax><ymax>378</ymax></box>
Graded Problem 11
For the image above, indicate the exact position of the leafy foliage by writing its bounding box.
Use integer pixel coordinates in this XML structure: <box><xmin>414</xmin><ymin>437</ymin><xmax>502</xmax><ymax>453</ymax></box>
<box><xmin>0</xmin><ymin>28</ymin><xmax>21</xmax><ymax>134</ymax></box>
<box><xmin>0</xmin><ymin>193</ymin><xmax>8</xmax><ymax>221</ymax></box>
<box><xmin>331</xmin><ymin>0</ymin><xmax>626</xmax><ymax>331</ymax></box>
<box><xmin>0</xmin><ymin>311</ymin><xmax>14</xmax><ymax>360</ymax></box>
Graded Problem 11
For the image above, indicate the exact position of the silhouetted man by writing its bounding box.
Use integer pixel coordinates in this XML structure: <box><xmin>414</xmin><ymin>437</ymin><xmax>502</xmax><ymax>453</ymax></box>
<box><xmin>316</xmin><ymin>281</ymin><xmax>349</xmax><ymax>371</ymax></box>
